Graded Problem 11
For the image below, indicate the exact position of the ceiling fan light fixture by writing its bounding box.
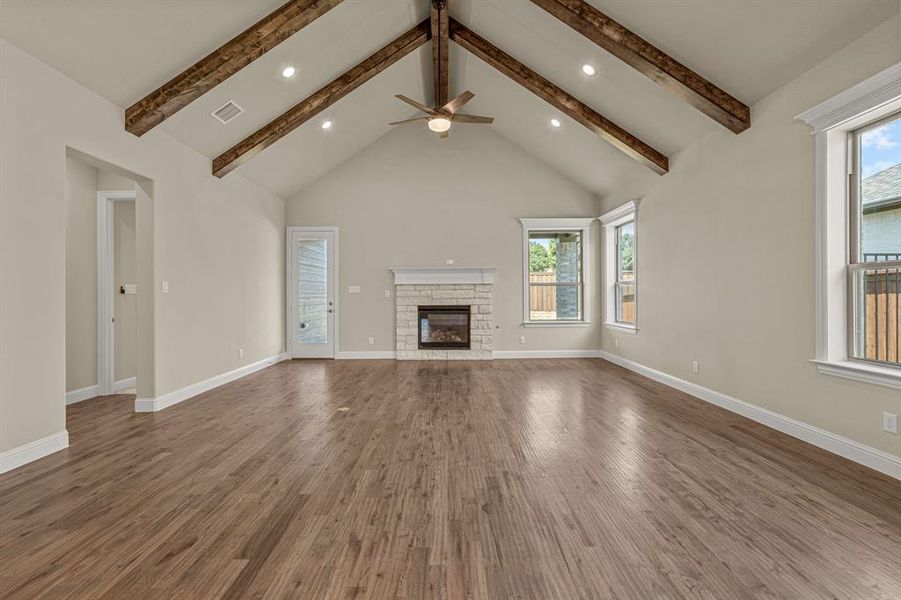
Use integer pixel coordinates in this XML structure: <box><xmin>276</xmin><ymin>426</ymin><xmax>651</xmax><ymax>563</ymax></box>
<box><xmin>428</xmin><ymin>116</ymin><xmax>452</xmax><ymax>133</ymax></box>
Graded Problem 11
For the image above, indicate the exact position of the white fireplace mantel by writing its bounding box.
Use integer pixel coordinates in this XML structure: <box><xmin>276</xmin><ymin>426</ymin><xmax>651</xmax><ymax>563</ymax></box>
<box><xmin>391</xmin><ymin>267</ymin><xmax>497</xmax><ymax>285</ymax></box>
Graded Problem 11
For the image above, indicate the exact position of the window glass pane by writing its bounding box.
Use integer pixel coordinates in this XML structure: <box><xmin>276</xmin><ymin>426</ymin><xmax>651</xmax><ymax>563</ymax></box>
<box><xmin>296</xmin><ymin>238</ymin><xmax>328</xmax><ymax>344</ymax></box>
<box><xmin>851</xmin><ymin>264</ymin><xmax>901</xmax><ymax>366</ymax></box>
<box><xmin>859</xmin><ymin>114</ymin><xmax>901</xmax><ymax>262</ymax></box>
<box><xmin>616</xmin><ymin>221</ymin><xmax>635</xmax><ymax>281</ymax></box>
<box><xmin>528</xmin><ymin>231</ymin><xmax>582</xmax><ymax>320</ymax></box>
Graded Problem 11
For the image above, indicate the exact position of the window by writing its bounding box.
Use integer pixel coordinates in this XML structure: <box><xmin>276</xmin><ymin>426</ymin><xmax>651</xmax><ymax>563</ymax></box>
<box><xmin>797</xmin><ymin>61</ymin><xmax>901</xmax><ymax>390</ymax></box>
<box><xmin>849</xmin><ymin>111</ymin><xmax>901</xmax><ymax>367</ymax></box>
<box><xmin>519</xmin><ymin>218</ymin><xmax>593</xmax><ymax>326</ymax></box>
<box><xmin>600</xmin><ymin>201</ymin><xmax>639</xmax><ymax>332</ymax></box>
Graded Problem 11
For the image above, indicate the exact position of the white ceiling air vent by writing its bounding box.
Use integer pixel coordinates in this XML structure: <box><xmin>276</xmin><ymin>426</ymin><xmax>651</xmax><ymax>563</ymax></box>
<box><xmin>211</xmin><ymin>100</ymin><xmax>243</xmax><ymax>124</ymax></box>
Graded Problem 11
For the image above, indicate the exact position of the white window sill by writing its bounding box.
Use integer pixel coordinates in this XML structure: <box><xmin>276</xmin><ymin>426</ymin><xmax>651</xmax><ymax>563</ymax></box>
<box><xmin>811</xmin><ymin>359</ymin><xmax>901</xmax><ymax>391</ymax></box>
<box><xmin>604</xmin><ymin>322</ymin><xmax>638</xmax><ymax>334</ymax></box>
<box><xmin>522</xmin><ymin>321</ymin><xmax>591</xmax><ymax>328</ymax></box>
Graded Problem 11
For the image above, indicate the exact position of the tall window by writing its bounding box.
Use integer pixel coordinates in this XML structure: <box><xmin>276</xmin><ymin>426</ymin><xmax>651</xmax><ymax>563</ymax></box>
<box><xmin>520</xmin><ymin>218</ymin><xmax>594</xmax><ymax>326</ymax></box>
<box><xmin>600</xmin><ymin>201</ymin><xmax>639</xmax><ymax>332</ymax></box>
<box><xmin>849</xmin><ymin>111</ymin><xmax>901</xmax><ymax>367</ymax></box>
<box><xmin>615</xmin><ymin>220</ymin><xmax>636</xmax><ymax>324</ymax></box>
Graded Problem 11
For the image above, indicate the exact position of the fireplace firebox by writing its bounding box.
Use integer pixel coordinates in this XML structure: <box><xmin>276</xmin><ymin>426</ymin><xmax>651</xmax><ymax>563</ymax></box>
<box><xmin>418</xmin><ymin>306</ymin><xmax>471</xmax><ymax>349</ymax></box>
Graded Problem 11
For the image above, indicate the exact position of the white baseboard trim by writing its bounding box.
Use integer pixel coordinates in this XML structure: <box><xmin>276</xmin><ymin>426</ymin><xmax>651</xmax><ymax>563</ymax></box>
<box><xmin>494</xmin><ymin>350</ymin><xmax>603</xmax><ymax>359</ymax></box>
<box><xmin>336</xmin><ymin>351</ymin><xmax>397</xmax><ymax>359</ymax></box>
<box><xmin>598</xmin><ymin>351</ymin><xmax>901</xmax><ymax>481</ymax></box>
<box><xmin>135</xmin><ymin>353</ymin><xmax>289</xmax><ymax>413</ymax></box>
<box><xmin>0</xmin><ymin>430</ymin><xmax>69</xmax><ymax>475</ymax></box>
<box><xmin>66</xmin><ymin>385</ymin><xmax>100</xmax><ymax>405</ymax></box>
<box><xmin>113</xmin><ymin>377</ymin><xmax>136</xmax><ymax>393</ymax></box>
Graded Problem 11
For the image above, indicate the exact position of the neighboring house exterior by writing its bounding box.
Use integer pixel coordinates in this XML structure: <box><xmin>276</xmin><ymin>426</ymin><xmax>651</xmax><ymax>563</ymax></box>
<box><xmin>862</xmin><ymin>163</ymin><xmax>901</xmax><ymax>257</ymax></box>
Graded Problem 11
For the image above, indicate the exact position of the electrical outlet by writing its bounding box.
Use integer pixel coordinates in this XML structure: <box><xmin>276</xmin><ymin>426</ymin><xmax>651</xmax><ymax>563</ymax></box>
<box><xmin>445</xmin><ymin>259</ymin><xmax>454</xmax><ymax>265</ymax></box>
<box><xmin>239</xmin><ymin>348</ymin><xmax>244</xmax><ymax>359</ymax></box>
<box><xmin>348</xmin><ymin>285</ymin><xmax>361</xmax><ymax>294</ymax></box>
<box><xmin>368</xmin><ymin>337</ymin><xmax>374</xmax><ymax>345</ymax></box>
<box><xmin>161</xmin><ymin>280</ymin><xmax>169</xmax><ymax>294</ymax></box>
<box><xmin>692</xmin><ymin>360</ymin><xmax>699</xmax><ymax>374</ymax></box>
<box><xmin>519</xmin><ymin>336</ymin><xmax>526</xmax><ymax>344</ymax></box>
<box><xmin>384</xmin><ymin>289</ymin><xmax>391</xmax><ymax>298</ymax></box>
<box><xmin>884</xmin><ymin>412</ymin><xmax>898</xmax><ymax>434</ymax></box>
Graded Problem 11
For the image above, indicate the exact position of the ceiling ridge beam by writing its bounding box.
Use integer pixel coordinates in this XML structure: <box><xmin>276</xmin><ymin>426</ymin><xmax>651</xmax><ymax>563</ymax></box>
<box><xmin>431</xmin><ymin>0</ymin><xmax>449</xmax><ymax>107</ymax></box>
<box><xmin>448</xmin><ymin>18</ymin><xmax>668</xmax><ymax>174</ymax></box>
<box><xmin>529</xmin><ymin>0</ymin><xmax>750</xmax><ymax>133</ymax></box>
<box><xmin>213</xmin><ymin>20</ymin><xmax>431</xmax><ymax>178</ymax></box>
<box><xmin>125</xmin><ymin>0</ymin><xmax>344</xmax><ymax>137</ymax></box>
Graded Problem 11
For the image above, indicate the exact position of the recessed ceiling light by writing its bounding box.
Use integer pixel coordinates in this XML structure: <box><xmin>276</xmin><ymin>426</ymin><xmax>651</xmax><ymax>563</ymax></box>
<box><xmin>550</xmin><ymin>118</ymin><xmax>562</xmax><ymax>128</ymax></box>
<box><xmin>321</xmin><ymin>120</ymin><xmax>332</xmax><ymax>130</ymax></box>
<box><xmin>581</xmin><ymin>63</ymin><xmax>596</xmax><ymax>76</ymax></box>
<box><xmin>281</xmin><ymin>66</ymin><xmax>296</xmax><ymax>78</ymax></box>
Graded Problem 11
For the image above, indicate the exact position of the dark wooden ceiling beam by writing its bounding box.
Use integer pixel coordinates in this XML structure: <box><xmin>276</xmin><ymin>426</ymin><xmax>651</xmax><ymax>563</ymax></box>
<box><xmin>213</xmin><ymin>20</ymin><xmax>431</xmax><ymax>178</ymax></box>
<box><xmin>449</xmin><ymin>19</ymin><xmax>668</xmax><ymax>174</ymax></box>
<box><xmin>529</xmin><ymin>0</ymin><xmax>749</xmax><ymax>133</ymax></box>
<box><xmin>125</xmin><ymin>0</ymin><xmax>344</xmax><ymax>137</ymax></box>
<box><xmin>431</xmin><ymin>0</ymin><xmax>449</xmax><ymax>107</ymax></box>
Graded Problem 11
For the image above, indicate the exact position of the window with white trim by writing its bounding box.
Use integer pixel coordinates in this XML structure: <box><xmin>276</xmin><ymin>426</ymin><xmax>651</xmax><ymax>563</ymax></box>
<box><xmin>600</xmin><ymin>201</ymin><xmax>639</xmax><ymax>332</ymax></box>
<box><xmin>849</xmin><ymin>111</ymin><xmax>901</xmax><ymax>367</ymax></box>
<box><xmin>797</xmin><ymin>61</ymin><xmax>901</xmax><ymax>390</ymax></box>
<box><xmin>519</xmin><ymin>218</ymin><xmax>593</xmax><ymax>326</ymax></box>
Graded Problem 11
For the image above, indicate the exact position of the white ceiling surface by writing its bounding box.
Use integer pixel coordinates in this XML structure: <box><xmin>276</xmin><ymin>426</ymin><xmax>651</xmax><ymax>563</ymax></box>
<box><xmin>1</xmin><ymin>0</ymin><xmax>898</xmax><ymax>199</ymax></box>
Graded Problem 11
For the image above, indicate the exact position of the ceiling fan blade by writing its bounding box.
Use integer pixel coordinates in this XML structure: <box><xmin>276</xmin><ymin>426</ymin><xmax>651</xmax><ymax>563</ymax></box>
<box><xmin>441</xmin><ymin>90</ymin><xmax>474</xmax><ymax>115</ymax></box>
<box><xmin>388</xmin><ymin>117</ymin><xmax>429</xmax><ymax>125</ymax></box>
<box><xmin>452</xmin><ymin>113</ymin><xmax>494</xmax><ymax>124</ymax></box>
<box><xmin>395</xmin><ymin>95</ymin><xmax>435</xmax><ymax>114</ymax></box>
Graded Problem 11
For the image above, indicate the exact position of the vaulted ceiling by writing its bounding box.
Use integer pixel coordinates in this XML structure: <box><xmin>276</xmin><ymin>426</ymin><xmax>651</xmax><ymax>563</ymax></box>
<box><xmin>1</xmin><ymin>0</ymin><xmax>897</xmax><ymax>199</ymax></box>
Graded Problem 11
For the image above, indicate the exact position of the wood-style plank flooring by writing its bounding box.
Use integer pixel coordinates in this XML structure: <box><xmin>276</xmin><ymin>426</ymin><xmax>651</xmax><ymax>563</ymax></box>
<box><xmin>1</xmin><ymin>358</ymin><xmax>900</xmax><ymax>599</ymax></box>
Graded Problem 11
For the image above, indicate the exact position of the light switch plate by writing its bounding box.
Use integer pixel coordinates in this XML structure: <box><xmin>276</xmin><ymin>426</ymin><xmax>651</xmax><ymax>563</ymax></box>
<box><xmin>161</xmin><ymin>281</ymin><xmax>169</xmax><ymax>294</ymax></box>
<box><xmin>348</xmin><ymin>285</ymin><xmax>361</xmax><ymax>294</ymax></box>
<box><xmin>121</xmin><ymin>283</ymin><xmax>137</xmax><ymax>295</ymax></box>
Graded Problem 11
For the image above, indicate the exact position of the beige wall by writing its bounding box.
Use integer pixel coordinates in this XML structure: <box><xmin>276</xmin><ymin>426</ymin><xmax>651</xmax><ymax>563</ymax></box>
<box><xmin>600</xmin><ymin>16</ymin><xmax>901</xmax><ymax>459</ymax></box>
<box><xmin>114</xmin><ymin>201</ymin><xmax>136</xmax><ymax>382</ymax></box>
<box><xmin>286</xmin><ymin>125</ymin><xmax>601</xmax><ymax>353</ymax></box>
<box><xmin>0</xmin><ymin>39</ymin><xmax>285</xmax><ymax>454</ymax></box>
<box><xmin>65</xmin><ymin>157</ymin><xmax>99</xmax><ymax>391</ymax></box>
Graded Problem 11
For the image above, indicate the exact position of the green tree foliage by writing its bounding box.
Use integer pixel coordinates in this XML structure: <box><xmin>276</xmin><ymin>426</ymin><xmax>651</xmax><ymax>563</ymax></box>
<box><xmin>529</xmin><ymin>239</ymin><xmax>557</xmax><ymax>273</ymax></box>
<box><xmin>620</xmin><ymin>232</ymin><xmax>634</xmax><ymax>272</ymax></box>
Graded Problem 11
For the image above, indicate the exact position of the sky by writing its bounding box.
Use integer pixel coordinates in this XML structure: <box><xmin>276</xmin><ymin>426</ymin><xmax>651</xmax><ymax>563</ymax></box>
<box><xmin>861</xmin><ymin>116</ymin><xmax>901</xmax><ymax>178</ymax></box>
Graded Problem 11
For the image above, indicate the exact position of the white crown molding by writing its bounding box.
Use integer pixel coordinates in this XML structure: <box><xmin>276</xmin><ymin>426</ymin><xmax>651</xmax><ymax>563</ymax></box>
<box><xmin>336</xmin><ymin>351</ymin><xmax>397</xmax><ymax>359</ymax></box>
<box><xmin>135</xmin><ymin>353</ymin><xmax>288</xmax><ymax>412</ymax></box>
<box><xmin>519</xmin><ymin>217</ymin><xmax>595</xmax><ymax>229</ymax></box>
<box><xmin>494</xmin><ymin>350</ymin><xmax>602</xmax><ymax>359</ymax></box>
<box><xmin>391</xmin><ymin>267</ymin><xmax>496</xmax><ymax>285</ymax></box>
<box><xmin>796</xmin><ymin>61</ymin><xmax>901</xmax><ymax>132</ymax></box>
<box><xmin>599</xmin><ymin>352</ymin><xmax>901</xmax><ymax>481</ymax></box>
<box><xmin>599</xmin><ymin>200</ymin><xmax>640</xmax><ymax>225</ymax></box>
<box><xmin>0</xmin><ymin>430</ymin><xmax>69</xmax><ymax>475</ymax></box>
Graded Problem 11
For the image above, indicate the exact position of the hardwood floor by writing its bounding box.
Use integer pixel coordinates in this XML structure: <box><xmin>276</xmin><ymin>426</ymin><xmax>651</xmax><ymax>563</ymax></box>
<box><xmin>1</xmin><ymin>358</ymin><xmax>900</xmax><ymax>599</ymax></box>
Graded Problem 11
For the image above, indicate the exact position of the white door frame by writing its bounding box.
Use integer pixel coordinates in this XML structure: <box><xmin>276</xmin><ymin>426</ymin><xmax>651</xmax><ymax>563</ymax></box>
<box><xmin>286</xmin><ymin>226</ymin><xmax>339</xmax><ymax>358</ymax></box>
<box><xmin>97</xmin><ymin>190</ymin><xmax>137</xmax><ymax>395</ymax></box>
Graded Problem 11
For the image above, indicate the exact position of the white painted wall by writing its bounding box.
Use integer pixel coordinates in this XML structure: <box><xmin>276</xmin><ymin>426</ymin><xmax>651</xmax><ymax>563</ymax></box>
<box><xmin>64</xmin><ymin>157</ymin><xmax>99</xmax><ymax>392</ymax></box>
<box><xmin>286</xmin><ymin>125</ymin><xmax>601</xmax><ymax>353</ymax></box>
<box><xmin>600</xmin><ymin>16</ymin><xmax>901</xmax><ymax>459</ymax></box>
<box><xmin>0</xmin><ymin>39</ymin><xmax>285</xmax><ymax>455</ymax></box>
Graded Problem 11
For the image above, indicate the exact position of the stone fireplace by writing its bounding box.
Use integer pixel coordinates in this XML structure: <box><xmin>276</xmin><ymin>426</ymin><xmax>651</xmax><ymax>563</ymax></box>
<box><xmin>392</xmin><ymin>267</ymin><xmax>495</xmax><ymax>360</ymax></box>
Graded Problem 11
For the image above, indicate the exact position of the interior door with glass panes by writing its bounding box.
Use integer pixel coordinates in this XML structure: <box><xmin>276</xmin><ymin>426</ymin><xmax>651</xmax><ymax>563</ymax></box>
<box><xmin>288</xmin><ymin>228</ymin><xmax>336</xmax><ymax>358</ymax></box>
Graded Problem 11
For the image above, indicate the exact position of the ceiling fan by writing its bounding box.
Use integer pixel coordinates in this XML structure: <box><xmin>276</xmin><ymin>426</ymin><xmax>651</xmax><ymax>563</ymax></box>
<box><xmin>388</xmin><ymin>90</ymin><xmax>494</xmax><ymax>139</ymax></box>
